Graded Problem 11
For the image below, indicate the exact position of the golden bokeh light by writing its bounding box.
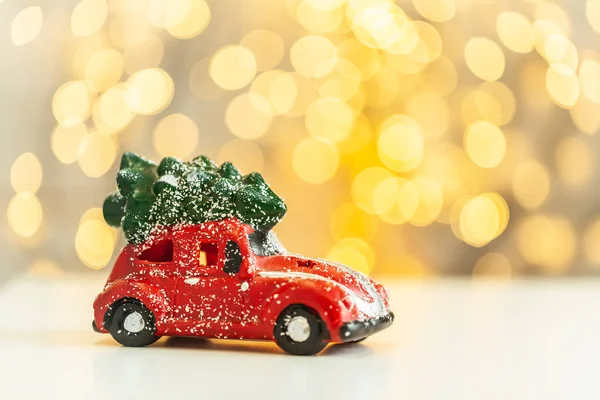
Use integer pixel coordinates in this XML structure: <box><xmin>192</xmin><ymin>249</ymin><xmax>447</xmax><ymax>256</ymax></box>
<box><xmin>297</xmin><ymin>1</ymin><xmax>344</xmax><ymax>33</ymax></box>
<box><xmin>496</xmin><ymin>11</ymin><xmax>533</xmax><ymax>54</ymax></box>
<box><xmin>84</xmin><ymin>48</ymin><xmax>124</xmax><ymax>93</ymax></box>
<box><xmin>209</xmin><ymin>45</ymin><xmax>257</xmax><ymax>90</ymax></box>
<box><xmin>52</xmin><ymin>81</ymin><xmax>95</xmax><ymax>127</ymax></box>
<box><xmin>165</xmin><ymin>0</ymin><xmax>211</xmax><ymax>39</ymax></box>
<box><xmin>78</xmin><ymin>131</ymin><xmax>117</xmax><ymax>178</ymax></box>
<box><xmin>189</xmin><ymin>57</ymin><xmax>225</xmax><ymax>100</ymax></box>
<box><xmin>376</xmin><ymin>177</ymin><xmax>419</xmax><ymax>225</ymax></box>
<box><xmin>584</xmin><ymin>218</ymin><xmax>600</xmax><ymax>265</ymax></box>
<box><xmin>587</xmin><ymin>0</ymin><xmax>600</xmax><ymax>34</ymax></box>
<box><xmin>250</xmin><ymin>70</ymin><xmax>298</xmax><ymax>115</ymax></box>
<box><xmin>463</xmin><ymin>121</ymin><xmax>506</xmax><ymax>169</ymax></box>
<box><xmin>412</xmin><ymin>0</ymin><xmax>455</xmax><ymax>23</ymax></box>
<box><xmin>458</xmin><ymin>193</ymin><xmax>508</xmax><ymax>247</ymax></box>
<box><xmin>336</xmin><ymin>38</ymin><xmax>381</xmax><ymax>81</ymax></box>
<box><xmin>352</xmin><ymin>167</ymin><xmax>394</xmax><ymax>215</ymax></box>
<box><xmin>326</xmin><ymin>237</ymin><xmax>374</xmax><ymax>275</ymax></box>
<box><xmin>405</xmin><ymin>91</ymin><xmax>450</xmax><ymax>138</ymax></box>
<box><xmin>570</xmin><ymin>94</ymin><xmax>600</xmax><ymax>135</ymax></box>
<box><xmin>11</xmin><ymin>153</ymin><xmax>42</xmax><ymax>194</ymax></box>
<box><xmin>512</xmin><ymin>159</ymin><xmax>550</xmax><ymax>210</ymax></box>
<box><xmin>11</xmin><ymin>6</ymin><xmax>43</xmax><ymax>46</ymax></box>
<box><xmin>473</xmin><ymin>253</ymin><xmax>512</xmax><ymax>279</ymax></box>
<box><xmin>410</xmin><ymin>176</ymin><xmax>444</xmax><ymax>226</ymax></box>
<box><xmin>579</xmin><ymin>57</ymin><xmax>600</xmax><ymax>103</ymax></box>
<box><xmin>285</xmin><ymin>72</ymin><xmax>319</xmax><ymax>117</ymax></box>
<box><xmin>330</xmin><ymin>203</ymin><xmax>378</xmax><ymax>242</ymax></box>
<box><xmin>556</xmin><ymin>136</ymin><xmax>593</xmax><ymax>186</ymax></box>
<box><xmin>52</xmin><ymin>123</ymin><xmax>87</xmax><ymax>165</ymax></box>
<box><xmin>338</xmin><ymin>113</ymin><xmax>372</xmax><ymax>155</ymax></box>
<box><xmin>71</xmin><ymin>0</ymin><xmax>107</xmax><ymax>37</ymax></box>
<box><xmin>516</xmin><ymin>215</ymin><xmax>576</xmax><ymax>274</ymax></box>
<box><xmin>318</xmin><ymin>59</ymin><xmax>362</xmax><ymax>101</ymax></box>
<box><xmin>464</xmin><ymin>37</ymin><xmax>506</xmax><ymax>81</ymax></box>
<box><xmin>218</xmin><ymin>139</ymin><xmax>264</xmax><ymax>174</ymax></box>
<box><xmin>305</xmin><ymin>97</ymin><xmax>354</xmax><ymax>143</ymax></box>
<box><xmin>97</xmin><ymin>85</ymin><xmax>136</xmax><ymax>131</ymax></box>
<box><xmin>292</xmin><ymin>137</ymin><xmax>339</xmax><ymax>184</ymax></box>
<box><xmin>126</xmin><ymin>68</ymin><xmax>174</xmax><ymax>115</ymax></box>
<box><xmin>225</xmin><ymin>93</ymin><xmax>273</xmax><ymax>139</ymax></box>
<box><xmin>153</xmin><ymin>113</ymin><xmax>199</xmax><ymax>160</ymax></box>
<box><xmin>377</xmin><ymin>122</ymin><xmax>424</xmax><ymax>172</ymax></box>
<box><xmin>290</xmin><ymin>35</ymin><xmax>338</xmax><ymax>78</ymax></box>
<box><xmin>28</xmin><ymin>258</ymin><xmax>63</xmax><ymax>277</ymax></box>
<box><xmin>109</xmin><ymin>12</ymin><xmax>151</xmax><ymax>49</ymax></box>
<box><xmin>76</xmin><ymin>219</ymin><xmax>116</xmax><ymax>269</ymax></box>
<box><xmin>7</xmin><ymin>193</ymin><xmax>43</xmax><ymax>238</ymax></box>
<box><xmin>546</xmin><ymin>62</ymin><xmax>580</xmax><ymax>108</ymax></box>
<box><xmin>240</xmin><ymin>30</ymin><xmax>285</xmax><ymax>71</ymax></box>
<box><xmin>123</xmin><ymin>35</ymin><xmax>164</xmax><ymax>74</ymax></box>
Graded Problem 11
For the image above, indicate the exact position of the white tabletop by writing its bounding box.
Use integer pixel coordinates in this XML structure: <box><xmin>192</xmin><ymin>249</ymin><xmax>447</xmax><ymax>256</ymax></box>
<box><xmin>0</xmin><ymin>276</ymin><xmax>598</xmax><ymax>399</ymax></box>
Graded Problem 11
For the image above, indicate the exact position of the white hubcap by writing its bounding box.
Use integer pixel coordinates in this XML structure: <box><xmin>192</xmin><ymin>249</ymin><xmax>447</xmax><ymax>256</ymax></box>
<box><xmin>287</xmin><ymin>316</ymin><xmax>311</xmax><ymax>342</ymax></box>
<box><xmin>123</xmin><ymin>311</ymin><xmax>145</xmax><ymax>333</ymax></box>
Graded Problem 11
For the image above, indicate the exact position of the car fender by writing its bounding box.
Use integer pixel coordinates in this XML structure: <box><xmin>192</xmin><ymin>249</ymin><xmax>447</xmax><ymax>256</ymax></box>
<box><xmin>259</xmin><ymin>279</ymin><xmax>353</xmax><ymax>335</ymax></box>
<box><xmin>93</xmin><ymin>279</ymin><xmax>171</xmax><ymax>333</ymax></box>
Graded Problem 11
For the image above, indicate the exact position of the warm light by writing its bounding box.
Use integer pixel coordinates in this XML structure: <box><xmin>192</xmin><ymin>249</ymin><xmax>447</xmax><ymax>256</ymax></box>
<box><xmin>473</xmin><ymin>253</ymin><xmax>512</xmax><ymax>278</ymax></box>
<box><xmin>512</xmin><ymin>159</ymin><xmax>550</xmax><ymax>210</ymax></box>
<box><xmin>458</xmin><ymin>194</ymin><xmax>507</xmax><ymax>247</ymax></box>
<box><xmin>52</xmin><ymin>123</ymin><xmax>87</xmax><ymax>165</ymax></box>
<box><xmin>326</xmin><ymin>238</ymin><xmax>374</xmax><ymax>275</ymax></box>
<box><xmin>463</xmin><ymin>121</ymin><xmax>506</xmax><ymax>169</ymax></box>
<box><xmin>126</xmin><ymin>68</ymin><xmax>174</xmax><ymax>115</ymax></box>
<box><xmin>189</xmin><ymin>57</ymin><xmax>225</xmax><ymax>100</ymax></box>
<box><xmin>587</xmin><ymin>0</ymin><xmax>600</xmax><ymax>34</ymax></box>
<box><xmin>165</xmin><ymin>0</ymin><xmax>211</xmax><ymax>39</ymax></box>
<box><xmin>52</xmin><ymin>81</ymin><xmax>95</xmax><ymax>127</ymax></box>
<box><xmin>412</xmin><ymin>0</ymin><xmax>455</xmax><ymax>22</ymax></box>
<box><xmin>71</xmin><ymin>0</ymin><xmax>107</xmax><ymax>37</ymax></box>
<box><xmin>584</xmin><ymin>218</ymin><xmax>600</xmax><ymax>265</ymax></box>
<box><xmin>292</xmin><ymin>138</ymin><xmax>339</xmax><ymax>184</ymax></box>
<box><xmin>496</xmin><ymin>12</ymin><xmax>533</xmax><ymax>54</ymax></box>
<box><xmin>209</xmin><ymin>45</ymin><xmax>257</xmax><ymax>90</ymax></box>
<box><xmin>410</xmin><ymin>176</ymin><xmax>443</xmax><ymax>226</ymax></box>
<box><xmin>290</xmin><ymin>35</ymin><xmax>338</xmax><ymax>78</ymax></box>
<box><xmin>11</xmin><ymin>6</ymin><xmax>43</xmax><ymax>46</ymax></box>
<box><xmin>76</xmin><ymin>219</ymin><xmax>116</xmax><ymax>269</ymax></box>
<box><xmin>330</xmin><ymin>203</ymin><xmax>378</xmax><ymax>241</ymax></box>
<box><xmin>7</xmin><ymin>193</ymin><xmax>43</xmax><ymax>238</ymax></box>
<box><xmin>78</xmin><ymin>131</ymin><xmax>117</xmax><ymax>178</ymax></box>
<box><xmin>123</xmin><ymin>35</ymin><xmax>164</xmax><ymax>74</ymax></box>
<box><xmin>250</xmin><ymin>70</ymin><xmax>298</xmax><ymax>115</ymax></box>
<box><xmin>11</xmin><ymin>153</ymin><xmax>42</xmax><ymax>194</ymax></box>
<box><xmin>318</xmin><ymin>59</ymin><xmax>362</xmax><ymax>101</ymax></box>
<box><xmin>464</xmin><ymin>37</ymin><xmax>506</xmax><ymax>81</ymax></box>
<box><xmin>305</xmin><ymin>97</ymin><xmax>354</xmax><ymax>143</ymax></box>
<box><xmin>297</xmin><ymin>1</ymin><xmax>344</xmax><ymax>33</ymax></box>
<box><xmin>579</xmin><ymin>58</ymin><xmax>600</xmax><ymax>103</ymax></box>
<box><xmin>336</xmin><ymin>38</ymin><xmax>381</xmax><ymax>81</ymax></box>
<box><xmin>285</xmin><ymin>73</ymin><xmax>319</xmax><ymax>117</ymax></box>
<box><xmin>240</xmin><ymin>30</ymin><xmax>285</xmax><ymax>71</ymax></box>
<box><xmin>97</xmin><ymin>85</ymin><xmax>135</xmax><ymax>131</ymax></box>
<box><xmin>546</xmin><ymin>63</ymin><xmax>580</xmax><ymax>108</ymax></box>
<box><xmin>218</xmin><ymin>139</ymin><xmax>264</xmax><ymax>174</ymax></box>
<box><xmin>556</xmin><ymin>136</ymin><xmax>593</xmax><ymax>186</ymax></box>
<box><xmin>378</xmin><ymin>122</ymin><xmax>424</xmax><ymax>172</ymax></box>
<box><xmin>405</xmin><ymin>92</ymin><xmax>450</xmax><ymax>138</ymax></box>
<box><xmin>570</xmin><ymin>94</ymin><xmax>600</xmax><ymax>135</ymax></box>
<box><xmin>352</xmin><ymin>167</ymin><xmax>394</xmax><ymax>215</ymax></box>
<box><xmin>375</xmin><ymin>178</ymin><xmax>419</xmax><ymax>224</ymax></box>
<box><xmin>84</xmin><ymin>48</ymin><xmax>124</xmax><ymax>93</ymax></box>
<box><xmin>225</xmin><ymin>93</ymin><xmax>273</xmax><ymax>139</ymax></box>
<box><xmin>153</xmin><ymin>113</ymin><xmax>199</xmax><ymax>160</ymax></box>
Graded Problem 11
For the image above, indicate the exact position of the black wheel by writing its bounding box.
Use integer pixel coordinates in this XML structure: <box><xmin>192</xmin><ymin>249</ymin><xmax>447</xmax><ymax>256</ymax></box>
<box><xmin>274</xmin><ymin>305</ymin><xmax>329</xmax><ymax>356</ymax></box>
<box><xmin>346</xmin><ymin>337</ymin><xmax>367</xmax><ymax>344</ymax></box>
<box><xmin>109</xmin><ymin>300</ymin><xmax>160</xmax><ymax>347</ymax></box>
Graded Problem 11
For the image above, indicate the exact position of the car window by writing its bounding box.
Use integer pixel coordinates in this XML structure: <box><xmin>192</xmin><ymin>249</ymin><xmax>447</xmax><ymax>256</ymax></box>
<box><xmin>138</xmin><ymin>239</ymin><xmax>173</xmax><ymax>263</ymax></box>
<box><xmin>198</xmin><ymin>242</ymin><xmax>219</xmax><ymax>267</ymax></box>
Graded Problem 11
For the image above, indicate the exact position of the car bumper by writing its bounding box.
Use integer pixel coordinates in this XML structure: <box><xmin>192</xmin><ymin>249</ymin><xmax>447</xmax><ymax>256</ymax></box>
<box><xmin>339</xmin><ymin>311</ymin><xmax>394</xmax><ymax>342</ymax></box>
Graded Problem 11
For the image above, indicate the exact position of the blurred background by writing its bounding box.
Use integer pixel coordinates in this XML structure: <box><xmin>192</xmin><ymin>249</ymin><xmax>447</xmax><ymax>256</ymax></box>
<box><xmin>2</xmin><ymin>0</ymin><xmax>600</xmax><ymax>282</ymax></box>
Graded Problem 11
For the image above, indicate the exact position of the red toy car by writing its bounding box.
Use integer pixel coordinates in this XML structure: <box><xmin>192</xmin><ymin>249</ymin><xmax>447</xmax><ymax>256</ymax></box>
<box><xmin>93</xmin><ymin>218</ymin><xmax>393</xmax><ymax>355</ymax></box>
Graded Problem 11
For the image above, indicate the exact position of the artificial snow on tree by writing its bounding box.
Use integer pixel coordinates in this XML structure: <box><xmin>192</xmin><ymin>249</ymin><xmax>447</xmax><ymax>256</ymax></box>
<box><xmin>103</xmin><ymin>152</ymin><xmax>287</xmax><ymax>244</ymax></box>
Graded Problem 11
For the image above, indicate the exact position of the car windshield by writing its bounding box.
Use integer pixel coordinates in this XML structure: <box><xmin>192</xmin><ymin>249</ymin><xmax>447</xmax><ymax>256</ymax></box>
<box><xmin>247</xmin><ymin>230</ymin><xmax>285</xmax><ymax>257</ymax></box>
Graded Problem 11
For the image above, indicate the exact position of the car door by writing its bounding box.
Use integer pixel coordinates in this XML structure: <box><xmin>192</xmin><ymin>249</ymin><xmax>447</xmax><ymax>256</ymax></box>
<box><xmin>174</xmin><ymin>235</ymin><xmax>246</xmax><ymax>334</ymax></box>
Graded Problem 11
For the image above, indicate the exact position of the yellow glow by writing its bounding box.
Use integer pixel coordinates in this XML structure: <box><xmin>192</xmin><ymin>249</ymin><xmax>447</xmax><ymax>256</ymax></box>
<box><xmin>11</xmin><ymin>6</ymin><xmax>43</xmax><ymax>46</ymax></box>
<box><xmin>473</xmin><ymin>253</ymin><xmax>512</xmax><ymax>278</ymax></box>
<box><xmin>123</xmin><ymin>35</ymin><xmax>164</xmax><ymax>74</ymax></box>
<box><xmin>52</xmin><ymin>81</ymin><xmax>95</xmax><ymax>127</ymax></box>
<box><xmin>109</xmin><ymin>13</ymin><xmax>151</xmax><ymax>49</ymax></box>
<box><xmin>153</xmin><ymin>114</ymin><xmax>199</xmax><ymax>160</ymax></box>
<box><xmin>80</xmin><ymin>207</ymin><xmax>105</xmax><ymax>225</ymax></box>
<box><xmin>330</xmin><ymin>203</ymin><xmax>378</xmax><ymax>241</ymax></box>
<box><xmin>352</xmin><ymin>167</ymin><xmax>394</xmax><ymax>215</ymax></box>
<box><xmin>535</xmin><ymin>1</ymin><xmax>570</xmax><ymax>35</ymax></box>
<box><xmin>584</xmin><ymin>218</ymin><xmax>600</xmax><ymax>264</ymax></box>
<box><xmin>412</xmin><ymin>0</ymin><xmax>455</xmax><ymax>22</ymax></box>
<box><xmin>318</xmin><ymin>59</ymin><xmax>362</xmax><ymax>101</ymax></box>
<box><xmin>285</xmin><ymin>73</ymin><xmax>319</xmax><ymax>117</ymax></box>
<box><xmin>420</xmin><ymin>56</ymin><xmax>458</xmax><ymax>96</ymax></box>
<box><xmin>189</xmin><ymin>57</ymin><xmax>225</xmax><ymax>100</ymax></box>
<box><xmin>364</xmin><ymin>64</ymin><xmax>400</xmax><ymax>109</ymax></box>
<box><xmin>218</xmin><ymin>139</ymin><xmax>264</xmax><ymax>174</ymax></box>
<box><xmin>496</xmin><ymin>12</ymin><xmax>533</xmax><ymax>54</ymax></box>
<box><xmin>52</xmin><ymin>123</ymin><xmax>87</xmax><ymax>165</ymax></box>
<box><xmin>587</xmin><ymin>0</ymin><xmax>600</xmax><ymax>34</ymax></box>
<box><xmin>28</xmin><ymin>259</ymin><xmax>63</xmax><ymax>277</ymax></box>
<box><xmin>533</xmin><ymin>20</ymin><xmax>564</xmax><ymax>59</ymax></box>
<box><xmin>97</xmin><ymin>85</ymin><xmax>135</xmax><ymax>131</ymax></box>
<box><xmin>305</xmin><ymin>0</ymin><xmax>345</xmax><ymax>10</ymax></box>
<box><xmin>464</xmin><ymin>121</ymin><xmax>506</xmax><ymax>169</ymax></box>
<box><xmin>165</xmin><ymin>0</ymin><xmax>211</xmax><ymax>39</ymax></box>
<box><xmin>8</xmin><ymin>193</ymin><xmax>43</xmax><ymax>238</ymax></box>
<box><xmin>458</xmin><ymin>194</ymin><xmax>505</xmax><ymax>247</ymax></box>
<box><xmin>305</xmin><ymin>97</ymin><xmax>354</xmax><ymax>143</ymax></box>
<box><xmin>126</xmin><ymin>68</ymin><xmax>174</xmax><ymax>115</ymax></box>
<box><xmin>76</xmin><ymin>219</ymin><xmax>115</xmax><ymax>269</ymax></box>
<box><xmin>84</xmin><ymin>49</ymin><xmax>124</xmax><ymax>93</ymax></box>
<box><xmin>240</xmin><ymin>30</ymin><xmax>285</xmax><ymax>71</ymax></box>
<box><xmin>292</xmin><ymin>138</ymin><xmax>339</xmax><ymax>184</ymax></box>
<box><xmin>78</xmin><ymin>131</ymin><xmax>117</xmax><ymax>178</ymax></box>
<box><xmin>378</xmin><ymin>123</ymin><xmax>424</xmax><ymax>173</ymax></box>
<box><xmin>290</xmin><ymin>35</ymin><xmax>338</xmax><ymax>78</ymax></box>
<box><xmin>11</xmin><ymin>153</ymin><xmax>42</xmax><ymax>194</ymax></box>
<box><xmin>405</xmin><ymin>92</ymin><xmax>449</xmax><ymax>138</ymax></box>
<box><xmin>71</xmin><ymin>0</ymin><xmax>107</xmax><ymax>37</ymax></box>
<box><xmin>375</xmin><ymin>178</ymin><xmax>419</xmax><ymax>224</ymax></box>
<box><xmin>516</xmin><ymin>215</ymin><xmax>576</xmax><ymax>274</ymax></box>
<box><xmin>546</xmin><ymin>63</ymin><xmax>580</xmax><ymax>108</ymax></box>
<box><xmin>556</xmin><ymin>136</ymin><xmax>593</xmax><ymax>186</ymax></box>
<box><xmin>250</xmin><ymin>70</ymin><xmax>298</xmax><ymax>115</ymax></box>
<box><xmin>544</xmin><ymin>34</ymin><xmax>578</xmax><ymax>71</ymax></box>
<box><xmin>464</xmin><ymin>37</ymin><xmax>505</xmax><ymax>81</ymax></box>
<box><xmin>409</xmin><ymin>21</ymin><xmax>443</xmax><ymax>64</ymax></box>
<box><xmin>337</xmin><ymin>38</ymin><xmax>381</xmax><ymax>81</ymax></box>
<box><xmin>209</xmin><ymin>45</ymin><xmax>257</xmax><ymax>90</ymax></box>
<box><xmin>326</xmin><ymin>238</ymin><xmax>374</xmax><ymax>275</ymax></box>
<box><xmin>225</xmin><ymin>93</ymin><xmax>273</xmax><ymax>139</ymax></box>
<box><xmin>338</xmin><ymin>114</ymin><xmax>372</xmax><ymax>155</ymax></box>
<box><xmin>512</xmin><ymin>159</ymin><xmax>550</xmax><ymax>210</ymax></box>
<box><xmin>410</xmin><ymin>176</ymin><xmax>443</xmax><ymax>226</ymax></box>
<box><xmin>297</xmin><ymin>2</ymin><xmax>344</xmax><ymax>33</ymax></box>
<box><xmin>580</xmin><ymin>58</ymin><xmax>600</xmax><ymax>103</ymax></box>
<box><xmin>570</xmin><ymin>94</ymin><xmax>600</xmax><ymax>135</ymax></box>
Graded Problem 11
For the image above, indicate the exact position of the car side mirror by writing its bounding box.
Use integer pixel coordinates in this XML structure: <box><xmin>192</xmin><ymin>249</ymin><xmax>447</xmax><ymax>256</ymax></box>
<box><xmin>224</xmin><ymin>240</ymin><xmax>243</xmax><ymax>274</ymax></box>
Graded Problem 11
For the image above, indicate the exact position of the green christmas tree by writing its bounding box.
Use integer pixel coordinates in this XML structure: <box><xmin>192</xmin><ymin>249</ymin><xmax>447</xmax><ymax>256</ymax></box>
<box><xmin>103</xmin><ymin>152</ymin><xmax>288</xmax><ymax>244</ymax></box>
